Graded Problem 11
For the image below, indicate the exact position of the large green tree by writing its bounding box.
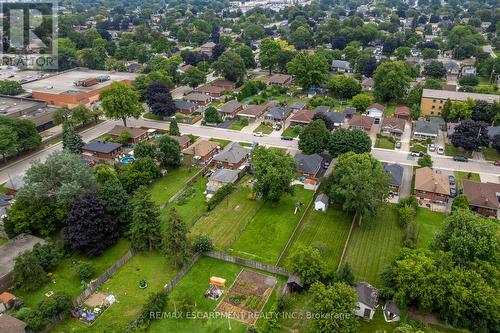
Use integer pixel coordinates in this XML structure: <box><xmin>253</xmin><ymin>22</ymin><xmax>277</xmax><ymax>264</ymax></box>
<box><xmin>298</xmin><ymin>119</ymin><xmax>330</xmax><ymax>154</ymax></box>
<box><xmin>129</xmin><ymin>186</ymin><xmax>162</xmax><ymax>251</ymax></box>
<box><xmin>212</xmin><ymin>50</ymin><xmax>246</xmax><ymax>82</ymax></box>
<box><xmin>13</xmin><ymin>252</ymin><xmax>47</xmax><ymax>292</ymax></box>
<box><xmin>182</xmin><ymin>66</ymin><xmax>206</xmax><ymax>88</ymax></box>
<box><xmin>158</xmin><ymin>135</ymin><xmax>181</xmax><ymax>167</ymax></box>
<box><xmin>328</xmin><ymin>128</ymin><xmax>372</xmax><ymax>157</ymax></box>
<box><xmin>259</xmin><ymin>38</ymin><xmax>283</xmax><ymax>74</ymax></box>
<box><xmin>100</xmin><ymin>81</ymin><xmax>143</xmax><ymax>126</ymax></box>
<box><xmin>162</xmin><ymin>208</ymin><xmax>190</xmax><ymax>268</ymax></box>
<box><xmin>328</xmin><ymin>75</ymin><xmax>361</xmax><ymax>99</ymax></box>
<box><xmin>289</xmin><ymin>245</ymin><xmax>326</xmax><ymax>286</ymax></box>
<box><xmin>62</xmin><ymin>127</ymin><xmax>84</xmax><ymax>154</ymax></box>
<box><xmin>373</xmin><ymin>61</ymin><xmax>411</xmax><ymax>101</ymax></box>
<box><xmin>0</xmin><ymin>80</ymin><xmax>23</xmax><ymax>95</ymax></box>
<box><xmin>252</xmin><ymin>147</ymin><xmax>296</xmax><ymax>203</ymax></box>
<box><xmin>99</xmin><ymin>177</ymin><xmax>132</xmax><ymax>234</ymax></box>
<box><xmin>286</xmin><ymin>52</ymin><xmax>329</xmax><ymax>90</ymax></box>
<box><xmin>324</xmin><ymin>152</ymin><xmax>389</xmax><ymax>221</ymax></box>
<box><xmin>0</xmin><ymin>125</ymin><xmax>18</xmax><ymax>160</ymax></box>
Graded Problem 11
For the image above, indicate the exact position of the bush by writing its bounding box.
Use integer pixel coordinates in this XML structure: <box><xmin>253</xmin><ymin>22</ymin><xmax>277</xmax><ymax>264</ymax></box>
<box><xmin>126</xmin><ymin>290</ymin><xmax>168</xmax><ymax>332</ymax></box>
<box><xmin>207</xmin><ymin>184</ymin><xmax>235</xmax><ymax>211</ymax></box>
<box><xmin>398</xmin><ymin>195</ymin><xmax>418</xmax><ymax>210</ymax></box>
<box><xmin>13</xmin><ymin>252</ymin><xmax>47</xmax><ymax>292</ymax></box>
<box><xmin>192</xmin><ymin>234</ymin><xmax>214</xmax><ymax>253</ymax></box>
<box><xmin>404</xmin><ymin>221</ymin><xmax>419</xmax><ymax>246</ymax></box>
<box><xmin>24</xmin><ymin>309</ymin><xmax>48</xmax><ymax>332</ymax></box>
<box><xmin>76</xmin><ymin>262</ymin><xmax>95</xmax><ymax>281</ymax></box>
<box><xmin>32</xmin><ymin>241</ymin><xmax>65</xmax><ymax>272</ymax></box>
<box><xmin>398</xmin><ymin>204</ymin><xmax>416</xmax><ymax>228</ymax></box>
<box><xmin>37</xmin><ymin>291</ymin><xmax>72</xmax><ymax>318</ymax></box>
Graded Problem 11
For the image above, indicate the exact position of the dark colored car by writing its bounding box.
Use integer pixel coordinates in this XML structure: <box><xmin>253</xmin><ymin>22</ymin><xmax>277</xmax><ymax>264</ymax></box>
<box><xmin>453</xmin><ymin>156</ymin><xmax>468</xmax><ymax>162</ymax></box>
<box><xmin>448</xmin><ymin>175</ymin><xmax>455</xmax><ymax>186</ymax></box>
<box><xmin>281</xmin><ymin>136</ymin><xmax>293</xmax><ymax>141</ymax></box>
<box><xmin>495</xmin><ymin>161</ymin><xmax>500</xmax><ymax>166</ymax></box>
<box><xmin>450</xmin><ymin>187</ymin><xmax>457</xmax><ymax>198</ymax></box>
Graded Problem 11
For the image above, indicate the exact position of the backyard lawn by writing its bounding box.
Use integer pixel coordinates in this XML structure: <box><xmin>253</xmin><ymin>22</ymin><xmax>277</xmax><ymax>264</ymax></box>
<box><xmin>51</xmin><ymin>251</ymin><xmax>177</xmax><ymax>333</ymax></box>
<box><xmin>375</xmin><ymin>136</ymin><xmax>395</xmax><ymax>150</ymax></box>
<box><xmin>283</xmin><ymin>205</ymin><xmax>352</xmax><ymax>270</ymax></box>
<box><xmin>148</xmin><ymin>256</ymin><xmax>286</xmax><ymax>333</ymax></box>
<box><xmin>343</xmin><ymin>205</ymin><xmax>403</xmax><ymax>287</ymax></box>
<box><xmin>482</xmin><ymin>147</ymin><xmax>500</xmax><ymax>161</ymax></box>
<box><xmin>445</xmin><ymin>144</ymin><xmax>472</xmax><ymax>158</ymax></box>
<box><xmin>209</xmin><ymin>137</ymin><xmax>231</xmax><ymax>147</ymax></box>
<box><xmin>229</xmin><ymin>118</ymin><xmax>249</xmax><ymax>131</ymax></box>
<box><xmin>191</xmin><ymin>179</ymin><xmax>262</xmax><ymax>249</ymax></box>
<box><xmin>229</xmin><ymin>186</ymin><xmax>314</xmax><ymax>264</ymax></box>
<box><xmin>410</xmin><ymin>143</ymin><xmax>427</xmax><ymax>153</ymax></box>
<box><xmin>13</xmin><ymin>239</ymin><xmax>131</xmax><ymax>309</ymax></box>
<box><xmin>282</xmin><ymin>126</ymin><xmax>301</xmax><ymax>138</ymax></box>
<box><xmin>149</xmin><ymin>167</ymin><xmax>200</xmax><ymax>206</ymax></box>
<box><xmin>454</xmin><ymin>171</ymin><xmax>480</xmax><ymax>190</ymax></box>
<box><xmin>253</xmin><ymin>123</ymin><xmax>273</xmax><ymax>134</ymax></box>
<box><xmin>415</xmin><ymin>208</ymin><xmax>445</xmax><ymax>249</ymax></box>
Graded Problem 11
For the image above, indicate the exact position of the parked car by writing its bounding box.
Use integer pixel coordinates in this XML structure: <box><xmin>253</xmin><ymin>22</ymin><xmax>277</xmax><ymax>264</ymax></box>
<box><xmin>323</xmin><ymin>161</ymin><xmax>330</xmax><ymax>169</ymax></box>
<box><xmin>437</xmin><ymin>146</ymin><xmax>444</xmax><ymax>155</ymax></box>
<box><xmin>253</xmin><ymin>132</ymin><xmax>264</xmax><ymax>137</ymax></box>
<box><xmin>410</xmin><ymin>151</ymin><xmax>424</xmax><ymax>157</ymax></box>
<box><xmin>494</xmin><ymin>161</ymin><xmax>500</xmax><ymax>166</ymax></box>
<box><xmin>395</xmin><ymin>142</ymin><xmax>401</xmax><ymax>149</ymax></box>
<box><xmin>450</xmin><ymin>187</ymin><xmax>457</xmax><ymax>197</ymax></box>
<box><xmin>428</xmin><ymin>144</ymin><xmax>436</xmax><ymax>152</ymax></box>
<box><xmin>448</xmin><ymin>175</ymin><xmax>455</xmax><ymax>186</ymax></box>
<box><xmin>281</xmin><ymin>136</ymin><xmax>293</xmax><ymax>141</ymax></box>
<box><xmin>453</xmin><ymin>155</ymin><xmax>468</xmax><ymax>162</ymax></box>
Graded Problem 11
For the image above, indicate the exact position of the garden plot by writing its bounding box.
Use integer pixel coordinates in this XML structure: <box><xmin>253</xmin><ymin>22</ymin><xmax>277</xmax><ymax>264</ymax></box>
<box><xmin>216</xmin><ymin>270</ymin><xmax>277</xmax><ymax>325</ymax></box>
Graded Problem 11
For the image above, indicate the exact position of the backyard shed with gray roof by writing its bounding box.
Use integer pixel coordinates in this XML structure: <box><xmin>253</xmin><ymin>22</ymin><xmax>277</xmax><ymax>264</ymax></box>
<box><xmin>314</xmin><ymin>194</ymin><xmax>329</xmax><ymax>211</ymax></box>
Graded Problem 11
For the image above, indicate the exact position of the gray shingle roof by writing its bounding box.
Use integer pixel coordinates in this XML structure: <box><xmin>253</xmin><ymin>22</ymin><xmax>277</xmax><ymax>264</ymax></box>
<box><xmin>294</xmin><ymin>153</ymin><xmax>322</xmax><ymax>175</ymax></box>
<box><xmin>343</xmin><ymin>106</ymin><xmax>356</xmax><ymax>115</ymax></box>
<box><xmin>384</xmin><ymin>300</ymin><xmax>400</xmax><ymax>316</ymax></box>
<box><xmin>331</xmin><ymin>60</ymin><xmax>351</xmax><ymax>70</ymax></box>
<box><xmin>384</xmin><ymin>163</ymin><xmax>403</xmax><ymax>187</ymax></box>
<box><xmin>175</xmin><ymin>100</ymin><xmax>196</xmax><ymax>110</ymax></box>
<box><xmin>209</xmin><ymin>168</ymin><xmax>239</xmax><ymax>184</ymax></box>
<box><xmin>323</xmin><ymin>111</ymin><xmax>345</xmax><ymax>124</ymax></box>
<box><xmin>213</xmin><ymin>142</ymin><xmax>248</xmax><ymax>164</ymax></box>
<box><xmin>356</xmin><ymin>282</ymin><xmax>378</xmax><ymax>309</ymax></box>
<box><xmin>314</xmin><ymin>105</ymin><xmax>330</xmax><ymax>113</ymax></box>
<box><xmin>413</xmin><ymin>120</ymin><xmax>438</xmax><ymax>135</ymax></box>
<box><xmin>83</xmin><ymin>141</ymin><xmax>122</xmax><ymax>154</ymax></box>
<box><xmin>267</xmin><ymin>106</ymin><xmax>292</xmax><ymax>120</ymax></box>
<box><xmin>316</xmin><ymin>193</ymin><xmax>329</xmax><ymax>205</ymax></box>
<box><xmin>487</xmin><ymin>126</ymin><xmax>500</xmax><ymax>139</ymax></box>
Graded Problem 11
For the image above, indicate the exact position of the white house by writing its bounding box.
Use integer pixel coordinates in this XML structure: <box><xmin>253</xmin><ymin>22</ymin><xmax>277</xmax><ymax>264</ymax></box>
<box><xmin>314</xmin><ymin>194</ymin><xmax>329</xmax><ymax>212</ymax></box>
<box><xmin>366</xmin><ymin>103</ymin><xmax>385</xmax><ymax>124</ymax></box>
<box><xmin>355</xmin><ymin>282</ymin><xmax>379</xmax><ymax>320</ymax></box>
<box><xmin>383</xmin><ymin>300</ymin><xmax>400</xmax><ymax>322</ymax></box>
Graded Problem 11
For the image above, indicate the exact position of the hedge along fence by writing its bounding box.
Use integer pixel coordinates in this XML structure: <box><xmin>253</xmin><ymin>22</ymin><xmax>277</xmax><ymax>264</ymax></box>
<box><xmin>163</xmin><ymin>253</ymin><xmax>201</xmax><ymax>292</ymax></box>
<box><xmin>74</xmin><ymin>249</ymin><xmax>135</xmax><ymax>306</ymax></box>
<box><xmin>162</xmin><ymin>165</ymin><xmax>210</xmax><ymax>209</ymax></box>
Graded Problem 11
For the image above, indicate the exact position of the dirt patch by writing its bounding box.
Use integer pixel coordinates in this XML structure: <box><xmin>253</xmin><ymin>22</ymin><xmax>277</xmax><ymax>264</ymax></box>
<box><xmin>216</xmin><ymin>269</ymin><xmax>277</xmax><ymax>325</ymax></box>
<box><xmin>85</xmin><ymin>292</ymin><xmax>109</xmax><ymax>307</ymax></box>
<box><xmin>407</xmin><ymin>307</ymin><xmax>442</xmax><ymax>325</ymax></box>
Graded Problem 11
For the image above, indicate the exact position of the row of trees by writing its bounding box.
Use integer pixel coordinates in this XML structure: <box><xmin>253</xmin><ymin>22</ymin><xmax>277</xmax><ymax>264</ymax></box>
<box><xmin>0</xmin><ymin>116</ymin><xmax>41</xmax><ymax>160</ymax></box>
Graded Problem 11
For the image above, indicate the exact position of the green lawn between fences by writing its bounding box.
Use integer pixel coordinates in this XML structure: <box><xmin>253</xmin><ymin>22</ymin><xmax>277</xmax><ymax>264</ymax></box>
<box><xmin>143</xmin><ymin>112</ymin><xmax>163</xmax><ymax>121</ymax></box>
<box><xmin>229</xmin><ymin>186</ymin><xmax>314</xmax><ymax>264</ymax></box>
<box><xmin>343</xmin><ymin>205</ymin><xmax>403</xmax><ymax>287</ymax></box>
<box><xmin>454</xmin><ymin>171</ymin><xmax>480</xmax><ymax>191</ymax></box>
<box><xmin>482</xmin><ymin>147</ymin><xmax>500</xmax><ymax>161</ymax></box>
<box><xmin>149</xmin><ymin>167</ymin><xmax>201</xmax><ymax>207</ymax></box>
<box><xmin>283</xmin><ymin>205</ymin><xmax>352</xmax><ymax>270</ymax></box>
<box><xmin>13</xmin><ymin>240</ymin><xmax>131</xmax><ymax>309</ymax></box>
<box><xmin>51</xmin><ymin>251</ymin><xmax>177</xmax><ymax>333</ymax></box>
<box><xmin>410</xmin><ymin>143</ymin><xmax>427</xmax><ymax>153</ymax></box>
<box><xmin>229</xmin><ymin>118</ymin><xmax>249</xmax><ymax>131</ymax></box>
<box><xmin>444</xmin><ymin>144</ymin><xmax>473</xmax><ymax>158</ymax></box>
<box><xmin>149</xmin><ymin>256</ymin><xmax>286</xmax><ymax>333</ymax></box>
<box><xmin>375</xmin><ymin>136</ymin><xmax>395</xmax><ymax>150</ymax></box>
<box><xmin>282</xmin><ymin>126</ymin><xmax>301</xmax><ymax>138</ymax></box>
<box><xmin>209</xmin><ymin>138</ymin><xmax>231</xmax><ymax>147</ymax></box>
<box><xmin>414</xmin><ymin>208</ymin><xmax>446</xmax><ymax>249</ymax></box>
<box><xmin>253</xmin><ymin>123</ymin><xmax>273</xmax><ymax>134</ymax></box>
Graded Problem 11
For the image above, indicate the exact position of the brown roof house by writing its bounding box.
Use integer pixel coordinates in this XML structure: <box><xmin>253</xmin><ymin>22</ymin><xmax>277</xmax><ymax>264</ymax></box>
<box><xmin>289</xmin><ymin>109</ymin><xmax>315</xmax><ymax>127</ymax></box>
<box><xmin>219</xmin><ymin>100</ymin><xmax>243</xmax><ymax>119</ymax></box>
<box><xmin>108</xmin><ymin>126</ymin><xmax>148</xmax><ymax>144</ymax></box>
<box><xmin>268</xmin><ymin>74</ymin><xmax>293</xmax><ymax>86</ymax></box>
<box><xmin>200</xmin><ymin>41</ymin><xmax>216</xmax><ymax>57</ymax></box>
<box><xmin>212</xmin><ymin>142</ymin><xmax>249</xmax><ymax>170</ymax></box>
<box><xmin>0</xmin><ymin>314</ymin><xmax>26</xmax><ymax>333</ymax></box>
<box><xmin>414</xmin><ymin>167</ymin><xmax>450</xmax><ymax>210</ymax></box>
<box><xmin>183</xmin><ymin>92</ymin><xmax>212</xmax><ymax>106</ymax></box>
<box><xmin>462</xmin><ymin>180</ymin><xmax>500</xmax><ymax>219</ymax></box>
<box><xmin>361</xmin><ymin>77</ymin><xmax>374</xmax><ymax>92</ymax></box>
<box><xmin>394</xmin><ymin>106</ymin><xmax>411</xmax><ymax>121</ymax></box>
<box><xmin>195</xmin><ymin>84</ymin><xmax>225</xmax><ymax>98</ymax></box>
<box><xmin>380</xmin><ymin>117</ymin><xmax>406</xmax><ymax>138</ymax></box>
<box><xmin>171</xmin><ymin>135</ymin><xmax>191</xmax><ymax>150</ymax></box>
<box><xmin>237</xmin><ymin>104</ymin><xmax>270</xmax><ymax>121</ymax></box>
<box><xmin>82</xmin><ymin>141</ymin><xmax>122</xmax><ymax>161</ymax></box>
<box><xmin>349</xmin><ymin>114</ymin><xmax>374</xmax><ymax>131</ymax></box>
<box><xmin>212</xmin><ymin>80</ymin><xmax>236</xmax><ymax>90</ymax></box>
<box><xmin>182</xmin><ymin>140</ymin><xmax>219</xmax><ymax>165</ymax></box>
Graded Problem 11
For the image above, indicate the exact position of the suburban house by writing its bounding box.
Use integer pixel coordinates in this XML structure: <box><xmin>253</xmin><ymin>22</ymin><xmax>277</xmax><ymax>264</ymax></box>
<box><xmin>413</xmin><ymin>120</ymin><xmax>439</xmax><ymax>140</ymax></box>
<box><xmin>200</xmin><ymin>41</ymin><xmax>216</xmax><ymax>57</ymax></box>
<box><xmin>460</xmin><ymin>65</ymin><xmax>477</xmax><ymax>77</ymax></box>
<box><xmin>211</xmin><ymin>80</ymin><xmax>236</xmax><ymax>90</ymax></box>
<box><xmin>394</xmin><ymin>106</ymin><xmax>411</xmax><ymax>121</ymax></box>
<box><xmin>175</xmin><ymin>100</ymin><xmax>197</xmax><ymax>115</ymax></box>
<box><xmin>380</xmin><ymin>117</ymin><xmax>406</xmax><ymax>138</ymax></box>
<box><xmin>182</xmin><ymin>140</ymin><xmax>219</xmax><ymax>165</ymax></box>
<box><xmin>361</xmin><ymin>77</ymin><xmax>374</xmax><ymax>92</ymax></box>
<box><xmin>206</xmin><ymin>168</ymin><xmax>240</xmax><ymax>197</ymax></box>
<box><xmin>265</xmin><ymin>106</ymin><xmax>292</xmax><ymax>123</ymax></box>
<box><xmin>267</xmin><ymin>74</ymin><xmax>293</xmax><ymax>86</ymax></box>
<box><xmin>383</xmin><ymin>300</ymin><xmax>401</xmax><ymax>323</ymax></box>
<box><xmin>219</xmin><ymin>100</ymin><xmax>243</xmax><ymax>119</ymax></box>
<box><xmin>0</xmin><ymin>313</ymin><xmax>26</xmax><ymax>333</ymax></box>
<box><xmin>314</xmin><ymin>105</ymin><xmax>330</xmax><ymax>113</ymax></box>
<box><xmin>289</xmin><ymin>109</ymin><xmax>315</xmax><ymax>127</ymax></box>
<box><xmin>314</xmin><ymin>194</ymin><xmax>329</xmax><ymax>212</ymax></box>
<box><xmin>289</xmin><ymin>102</ymin><xmax>306</xmax><ymax>111</ymax></box>
<box><xmin>183</xmin><ymin>92</ymin><xmax>212</xmax><ymax>106</ymax></box>
<box><xmin>294</xmin><ymin>153</ymin><xmax>323</xmax><ymax>179</ymax></box>
<box><xmin>171</xmin><ymin>135</ymin><xmax>191</xmax><ymax>150</ymax></box>
<box><xmin>237</xmin><ymin>104</ymin><xmax>269</xmax><ymax>121</ymax></box>
<box><xmin>443</xmin><ymin>61</ymin><xmax>460</xmax><ymax>81</ymax></box>
<box><xmin>420</xmin><ymin>89</ymin><xmax>500</xmax><ymax>116</ymax></box>
<box><xmin>414</xmin><ymin>167</ymin><xmax>450</xmax><ymax>208</ymax></box>
<box><xmin>322</xmin><ymin>112</ymin><xmax>345</xmax><ymax>128</ymax></box>
<box><xmin>107</xmin><ymin>126</ymin><xmax>148</xmax><ymax>144</ymax></box>
<box><xmin>212</xmin><ymin>142</ymin><xmax>249</xmax><ymax>170</ymax></box>
<box><xmin>195</xmin><ymin>84</ymin><xmax>225</xmax><ymax>98</ymax></box>
<box><xmin>349</xmin><ymin>114</ymin><xmax>374</xmax><ymax>132</ymax></box>
<box><xmin>462</xmin><ymin>180</ymin><xmax>500</xmax><ymax>219</ymax></box>
<box><xmin>487</xmin><ymin>126</ymin><xmax>500</xmax><ymax>141</ymax></box>
<box><xmin>331</xmin><ymin>60</ymin><xmax>352</xmax><ymax>73</ymax></box>
<box><xmin>355</xmin><ymin>282</ymin><xmax>379</xmax><ymax>321</ymax></box>
<box><xmin>82</xmin><ymin>141</ymin><xmax>123</xmax><ymax>160</ymax></box>
<box><xmin>384</xmin><ymin>163</ymin><xmax>403</xmax><ymax>196</ymax></box>
<box><xmin>343</xmin><ymin>106</ymin><xmax>356</xmax><ymax>119</ymax></box>
<box><xmin>366</xmin><ymin>103</ymin><xmax>385</xmax><ymax>124</ymax></box>
<box><xmin>0</xmin><ymin>292</ymin><xmax>16</xmax><ymax>313</ymax></box>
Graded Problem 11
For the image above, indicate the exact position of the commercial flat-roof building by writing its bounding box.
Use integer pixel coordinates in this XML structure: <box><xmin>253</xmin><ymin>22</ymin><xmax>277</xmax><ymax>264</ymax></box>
<box><xmin>21</xmin><ymin>68</ymin><xmax>138</xmax><ymax>108</ymax></box>
<box><xmin>0</xmin><ymin>95</ymin><xmax>58</xmax><ymax>131</ymax></box>
<box><xmin>420</xmin><ymin>89</ymin><xmax>500</xmax><ymax>117</ymax></box>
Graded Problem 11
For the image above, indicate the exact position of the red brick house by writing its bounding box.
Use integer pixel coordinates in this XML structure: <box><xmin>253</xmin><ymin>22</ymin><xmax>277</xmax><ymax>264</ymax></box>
<box><xmin>462</xmin><ymin>180</ymin><xmax>500</xmax><ymax>219</ymax></box>
<box><xmin>289</xmin><ymin>109</ymin><xmax>315</xmax><ymax>127</ymax></box>
<box><xmin>172</xmin><ymin>135</ymin><xmax>191</xmax><ymax>150</ymax></box>
<box><xmin>414</xmin><ymin>167</ymin><xmax>450</xmax><ymax>208</ymax></box>
<box><xmin>349</xmin><ymin>114</ymin><xmax>374</xmax><ymax>131</ymax></box>
<box><xmin>394</xmin><ymin>106</ymin><xmax>411</xmax><ymax>121</ymax></box>
<box><xmin>195</xmin><ymin>84</ymin><xmax>225</xmax><ymax>98</ymax></box>
<box><xmin>183</xmin><ymin>92</ymin><xmax>212</xmax><ymax>106</ymax></box>
<box><xmin>219</xmin><ymin>100</ymin><xmax>243</xmax><ymax>119</ymax></box>
<box><xmin>212</xmin><ymin>80</ymin><xmax>236</xmax><ymax>90</ymax></box>
<box><xmin>107</xmin><ymin>126</ymin><xmax>148</xmax><ymax>144</ymax></box>
<box><xmin>182</xmin><ymin>140</ymin><xmax>219</xmax><ymax>165</ymax></box>
<box><xmin>212</xmin><ymin>142</ymin><xmax>249</xmax><ymax>170</ymax></box>
<box><xmin>268</xmin><ymin>74</ymin><xmax>293</xmax><ymax>86</ymax></box>
<box><xmin>82</xmin><ymin>141</ymin><xmax>123</xmax><ymax>160</ymax></box>
<box><xmin>175</xmin><ymin>100</ymin><xmax>197</xmax><ymax>115</ymax></box>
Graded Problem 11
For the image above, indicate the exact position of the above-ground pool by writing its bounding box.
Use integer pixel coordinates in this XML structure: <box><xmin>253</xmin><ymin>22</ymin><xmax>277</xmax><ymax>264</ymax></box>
<box><xmin>120</xmin><ymin>156</ymin><xmax>135</xmax><ymax>164</ymax></box>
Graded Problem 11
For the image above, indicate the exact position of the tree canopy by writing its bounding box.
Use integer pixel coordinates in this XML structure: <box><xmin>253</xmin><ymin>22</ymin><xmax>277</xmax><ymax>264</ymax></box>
<box><xmin>298</xmin><ymin>119</ymin><xmax>331</xmax><ymax>154</ymax></box>
<box><xmin>100</xmin><ymin>81</ymin><xmax>143</xmax><ymax>126</ymax></box>
<box><xmin>373</xmin><ymin>61</ymin><xmax>411</xmax><ymax>101</ymax></box>
<box><xmin>286</xmin><ymin>52</ymin><xmax>329</xmax><ymax>90</ymax></box>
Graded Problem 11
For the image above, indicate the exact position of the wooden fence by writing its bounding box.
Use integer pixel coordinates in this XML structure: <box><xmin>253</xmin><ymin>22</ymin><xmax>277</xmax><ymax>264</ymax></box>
<box><xmin>162</xmin><ymin>165</ymin><xmax>209</xmax><ymax>208</ymax></box>
<box><xmin>204</xmin><ymin>252</ymin><xmax>293</xmax><ymax>277</ymax></box>
<box><xmin>163</xmin><ymin>253</ymin><xmax>201</xmax><ymax>292</ymax></box>
<box><xmin>74</xmin><ymin>249</ymin><xmax>135</xmax><ymax>306</ymax></box>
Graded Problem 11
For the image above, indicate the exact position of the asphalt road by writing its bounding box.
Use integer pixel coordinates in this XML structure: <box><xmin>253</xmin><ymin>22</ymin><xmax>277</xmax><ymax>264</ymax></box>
<box><xmin>1</xmin><ymin>117</ymin><xmax>499</xmax><ymax>184</ymax></box>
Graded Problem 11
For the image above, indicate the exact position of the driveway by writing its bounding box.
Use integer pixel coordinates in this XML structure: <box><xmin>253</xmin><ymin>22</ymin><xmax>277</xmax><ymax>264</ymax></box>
<box><xmin>399</xmin><ymin>121</ymin><xmax>412</xmax><ymax>152</ymax></box>
<box><xmin>369</xmin><ymin>124</ymin><xmax>380</xmax><ymax>147</ymax></box>
<box><xmin>399</xmin><ymin>164</ymin><xmax>413</xmax><ymax>198</ymax></box>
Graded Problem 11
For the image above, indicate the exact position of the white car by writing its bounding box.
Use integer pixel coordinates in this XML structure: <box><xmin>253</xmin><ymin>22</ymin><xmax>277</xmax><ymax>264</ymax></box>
<box><xmin>253</xmin><ymin>132</ymin><xmax>264</xmax><ymax>137</ymax></box>
<box><xmin>428</xmin><ymin>144</ymin><xmax>436</xmax><ymax>152</ymax></box>
<box><xmin>437</xmin><ymin>146</ymin><xmax>444</xmax><ymax>155</ymax></box>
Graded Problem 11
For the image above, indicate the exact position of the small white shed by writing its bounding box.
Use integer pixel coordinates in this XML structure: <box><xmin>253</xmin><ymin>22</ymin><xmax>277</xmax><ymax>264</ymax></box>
<box><xmin>314</xmin><ymin>194</ymin><xmax>329</xmax><ymax>212</ymax></box>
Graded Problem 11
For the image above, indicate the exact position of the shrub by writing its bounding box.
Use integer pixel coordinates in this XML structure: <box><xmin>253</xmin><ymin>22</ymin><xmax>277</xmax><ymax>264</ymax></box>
<box><xmin>207</xmin><ymin>184</ymin><xmax>235</xmax><ymax>211</ymax></box>
<box><xmin>404</xmin><ymin>221</ymin><xmax>419</xmax><ymax>246</ymax></box>
<box><xmin>76</xmin><ymin>262</ymin><xmax>95</xmax><ymax>281</ymax></box>
<box><xmin>37</xmin><ymin>291</ymin><xmax>72</xmax><ymax>318</ymax></box>
<box><xmin>398</xmin><ymin>204</ymin><xmax>416</xmax><ymax>228</ymax></box>
<box><xmin>192</xmin><ymin>234</ymin><xmax>214</xmax><ymax>253</ymax></box>
<box><xmin>398</xmin><ymin>195</ymin><xmax>419</xmax><ymax>210</ymax></box>
<box><xmin>24</xmin><ymin>309</ymin><xmax>48</xmax><ymax>332</ymax></box>
<box><xmin>13</xmin><ymin>252</ymin><xmax>47</xmax><ymax>292</ymax></box>
<box><xmin>31</xmin><ymin>241</ymin><xmax>64</xmax><ymax>272</ymax></box>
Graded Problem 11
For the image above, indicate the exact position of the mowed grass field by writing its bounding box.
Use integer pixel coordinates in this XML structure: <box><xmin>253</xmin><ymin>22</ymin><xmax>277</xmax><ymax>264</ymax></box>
<box><xmin>51</xmin><ymin>252</ymin><xmax>177</xmax><ymax>333</ymax></box>
<box><xmin>190</xmin><ymin>179</ymin><xmax>262</xmax><ymax>249</ymax></box>
<box><xmin>148</xmin><ymin>257</ymin><xmax>286</xmax><ymax>333</ymax></box>
<box><xmin>283</xmin><ymin>205</ymin><xmax>352</xmax><ymax>270</ymax></box>
<box><xmin>343</xmin><ymin>205</ymin><xmax>403</xmax><ymax>287</ymax></box>
<box><xmin>415</xmin><ymin>208</ymin><xmax>446</xmax><ymax>249</ymax></box>
<box><xmin>230</xmin><ymin>186</ymin><xmax>314</xmax><ymax>264</ymax></box>
<box><xmin>149</xmin><ymin>166</ymin><xmax>200</xmax><ymax>206</ymax></box>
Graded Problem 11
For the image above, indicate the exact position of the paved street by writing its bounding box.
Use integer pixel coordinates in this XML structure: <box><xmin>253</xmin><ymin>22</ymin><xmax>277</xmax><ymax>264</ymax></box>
<box><xmin>1</xmin><ymin>117</ymin><xmax>499</xmax><ymax>184</ymax></box>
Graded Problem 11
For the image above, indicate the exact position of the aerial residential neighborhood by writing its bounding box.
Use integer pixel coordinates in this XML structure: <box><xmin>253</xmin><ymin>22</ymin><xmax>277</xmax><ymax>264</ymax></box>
<box><xmin>0</xmin><ymin>0</ymin><xmax>498</xmax><ymax>332</ymax></box>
